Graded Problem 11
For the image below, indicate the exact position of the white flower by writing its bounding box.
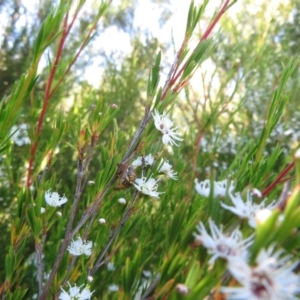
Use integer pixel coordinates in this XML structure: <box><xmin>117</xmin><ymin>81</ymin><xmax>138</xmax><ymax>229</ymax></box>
<box><xmin>157</xmin><ymin>159</ymin><xmax>178</xmax><ymax>180</ymax></box>
<box><xmin>79</xmin><ymin>288</ymin><xmax>93</xmax><ymax>300</ymax></box>
<box><xmin>194</xmin><ymin>218</ymin><xmax>253</xmax><ymax>264</ymax></box>
<box><xmin>45</xmin><ymin>190</ymin><xmax>68</xmax><ymax>207</ymax></box>
<box><xmin>194</xmin><ymin>179</ymin><xmax>234</xmax><ymax>198</ymax></box>
<box><xmin>132</xmin><ymin>154</ymin><xmax>155</xmax><ymax>168</ymax></box>
<box><xmin>108</xmin><ymin>284</ymin><xmax>119</xmax><ymax>292</ymax></box>
<box><xmin>222</xmin><ymin>246</ymin><xmax>300</xmax><ymax>299</ymax></box>
<box><xmin>221</xmin><ymin>191</ymin><xmax>276</xmax><ymax>228</ymax></box>
<box><xmin>59</xmin><ymin>282</ymin><xmax>93</xmax><ymax>300</ymax></box>
<box><xmin>118</xmin><ymin>198</ymin><xmax>126</xmax><ymax>205</ymax></box>
<box><xmin>133</xmin><ymin>176</ymin><xmax>164</xmax><ymax>198</ymax></box>
<box><xmin>152</xmin><ymin>109</ymin><xmax>183</xmax><ymax>146</ymax></box>
<box><xmin>132</xmin><ymin>157</ymin><xmax>143</xmax><ymax>168</ymax></box>
<box><xmin>145</xmin><ymin>154</ymin><xmax>155</xmax><ymax>166</ymax></box>
<box><xmin>67</xmin><ymin>237</ymin><xmax>92</xmax><ymax>256</ymax></box>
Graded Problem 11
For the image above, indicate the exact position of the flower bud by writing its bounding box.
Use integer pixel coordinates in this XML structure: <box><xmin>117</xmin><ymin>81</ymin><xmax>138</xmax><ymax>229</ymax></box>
<box><xmin>118</xmin><ymin>198</ymin><xmax>126</xmax><ymax>205</ymax></box>
<box><xmin>176</xmin><ymin>283</ymin><xmax>190</xmax><ymax>295</ymax></box>
<box><xmin>98</xmin><ymin>218</ymin><xmax>106</xmax><ymax>224</ymax></box>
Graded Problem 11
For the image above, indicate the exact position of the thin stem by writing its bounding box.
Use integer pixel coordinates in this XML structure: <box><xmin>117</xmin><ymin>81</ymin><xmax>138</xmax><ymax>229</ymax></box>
<box><xmin>140</xmin><ymin>275</ymin><xmax>161</xmax><ymax>300</ymax></box>
<box><xmin>62</xmin><ymin>256</ymin><xmax>77</xmax><ymax>286</ymax></box>
<box><xmin>71</xmin><ymin>176</ymin><xmax>116</xmax><ymax>237</ymax></box>
<box><xmin>26</xmin><ymin>1</ymin><xmax>87</xmax><ymax>188</ymax></box>
<box><xmin>49</xmin><ymin>12</ymin><xmax>98</xmax><ymax>99</ymax></box>
<box><xmin>26</xmin><ymin>13</ymin><xmax>69</xmax><ymax>188</ymax></box>
<box><xmin>201</xmin><ymin>0</ymin><xmax>230</xmax><ymax>41</ymax></box>
<box><xmin>161</xmin><ymin>0</ymin><xmax>231</xmax><ymax>101</ymax></box>
<box><xmin>161</xmin><ymin>38</ymin><xmax>188</xmax><ymax>101</ymax></box>
<box><xmin>39</xmin><ymin>140</ymin><xmax>98</xmax><ymax>299</ymax></box>
<box><xmin>262</xmin><ymin>162</ymin><xmax>294</xmax><ymax>197</ymax></box>
<box><xmin>36</xmin><ymin>230</ymin><xmax>47</xmax><ymax>295</ymax></box>
<box><xmin>36</xmin><ymin>242</ymin><xmax>43</xmax><ymax>294</ymax></box>
<box><xmin>71</xmin><ymin>107</ymin><xmax>152</xmax><ymax>237</ymax></box>
<box><xmin>89</xmin><ymin>190</ymin><xmax>139</xmax><ymax>275</ymax></box>
<box><xmin>38</xmin><ymin>170</ymin><xmax>84</xmax><ymax>299</ymax></box>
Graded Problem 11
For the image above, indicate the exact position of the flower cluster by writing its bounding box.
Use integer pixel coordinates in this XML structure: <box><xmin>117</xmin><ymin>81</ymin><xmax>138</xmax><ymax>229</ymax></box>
<box><xmin>59</xmin><ymin>282</ymin><xmax>93</xmax><ymax>300</ymax></box>
<box><xmin>131</xmin><ymin>153</ymin><xmax>178</xmax><ymax>198</ymax></box>
<box><xmin>194</xmin><ymin>180</ymin><xmax>300</xmax><ymax>299</ymax></box>
<box><xmin>194</xmin><ymin>180</ymin><xmax>277</xmax><ymax>229</ymax></box>
<box><xmin>125</xmin><ymin>110</ymin><xmax>183</xmax><ymax>198</ymax></box>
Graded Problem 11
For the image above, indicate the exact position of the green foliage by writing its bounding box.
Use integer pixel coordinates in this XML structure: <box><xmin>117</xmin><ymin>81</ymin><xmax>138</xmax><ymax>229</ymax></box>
<box><xmin>1</xmin><ymin>0</ymin><xmax>300</xmax><ymax>299</ymax></box>
<box><xmin>147</xmin><ymin>51</ymin><xmax>161</xmax><ymax>98</ymax></box>
<box><xmin>185</xmin><ymin>0</ymin><xmax>209</xmax><ymax>37</ymax></box>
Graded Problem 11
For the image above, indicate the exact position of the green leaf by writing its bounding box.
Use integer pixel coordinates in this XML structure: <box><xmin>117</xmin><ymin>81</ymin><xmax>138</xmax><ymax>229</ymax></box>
<box><xmin>147</xmin><ymin>51</ymin><xmax>161</xmax><ymax>98</ymax></box>
<box><xmin>5</xmin><ymin>247</ymin><xmax>15</xmax><ymax>281</ymax></box>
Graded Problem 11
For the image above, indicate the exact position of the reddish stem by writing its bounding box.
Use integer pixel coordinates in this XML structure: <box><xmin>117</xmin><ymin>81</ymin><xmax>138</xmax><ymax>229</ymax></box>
<box><xmin>49</xmin><ymin>18</ymin><xmax>97</xmax><ymax>98</ymax></box>
<box><xmin>201</xmin><ymin>0</ymin><xmax>230</xmax><ymax>41</ymax></box>
<box><xmin>26</xmin><ymin>5</ymin><xmax>85</xmax><ymax>187</ymax></box>
<box><xmin>262</xmin><ymin>161</ymin><xmax>294</xmax><ymax>197</ymax></box>
<box><xmin>26</xmin><ymin>14</ymin><xmax>69</xmax><ymax>187</ymax></box>
<box><xmin>161</xmin><ymin>0</ymin><xmax>230</xmax><ymax>101</ymax></box>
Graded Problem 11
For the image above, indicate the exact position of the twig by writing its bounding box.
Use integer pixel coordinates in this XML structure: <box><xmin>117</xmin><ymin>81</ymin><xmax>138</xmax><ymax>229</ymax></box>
<box><xmin>162</xmin><ymin>0</ymin><xmax>231</xmax><ymax>100</ymax></box>
<box><xmin>26</xmin><ymin>12</ymin><xmax>69</xmax><ymax>188</ymax></box>
<box><xmin>201</xmin><ymin>0</ymin><xmax>230</xmax><ymax>41</ymax></box>
<box><xmin>70</xmin><ymin>106</ymin><xmax>152</xmax><ymax>237</ymax></box>
<box><xmin>26</xmin><ymin>1</ymin><xmax>87</xmax><ymax>187</ymax></box>
<box><xmin>49</xmin><ymin>11</ymin><xmax>99</xmax><ymax>99</ymax></box>
<box><xmin>39</xmin><ymin>105</ymin><xmax>140</xmax><ymax>296</ymax></box>
<box><xmin>36</xmin><ymin>232</ymin><xmax>47</xmax><ymax>295</ymax></box>
<box><xmin>161</xmin><ymin>38</ymin><xmax>188</xmax><ymax>100</ymax></box>
<box><xmin>262</xmin><ymin>162</ymin><xmax>294</xmax><ymax>197</ymax></box>
<box><xmin>62</xmin><ymin>256</ymin><xmax>77</xmax><ymax>286</ymax></box>
<box><xmin>89</xmin><ymin>190</ymin><xmax>139</xmax><ymax>275</ymax></box>
<box><xmin>276</xmin><ymin>181</ymin><xmax>291</xmax><ymax>211</ymax></box>
<box><xmin>38</xmin><ymin>135</ymin><xmax>99</xmax><ymax>299</ymax></box>
<box><xmin>140</xmin><ymin>275</ymin><xmax>161</xmax><ymax>300</ymax></box>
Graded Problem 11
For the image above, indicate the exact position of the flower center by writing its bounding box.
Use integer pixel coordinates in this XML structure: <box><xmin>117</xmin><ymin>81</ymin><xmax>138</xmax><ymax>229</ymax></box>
<box><xmin>251</xmin><ymin>269</ymin><xmax>273</xmax><ymax>298</ymax></box>
<box><xmin>216</xmin><ymin>243</ymin><xmax>237</xmax><ymax>256</ymax></box>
